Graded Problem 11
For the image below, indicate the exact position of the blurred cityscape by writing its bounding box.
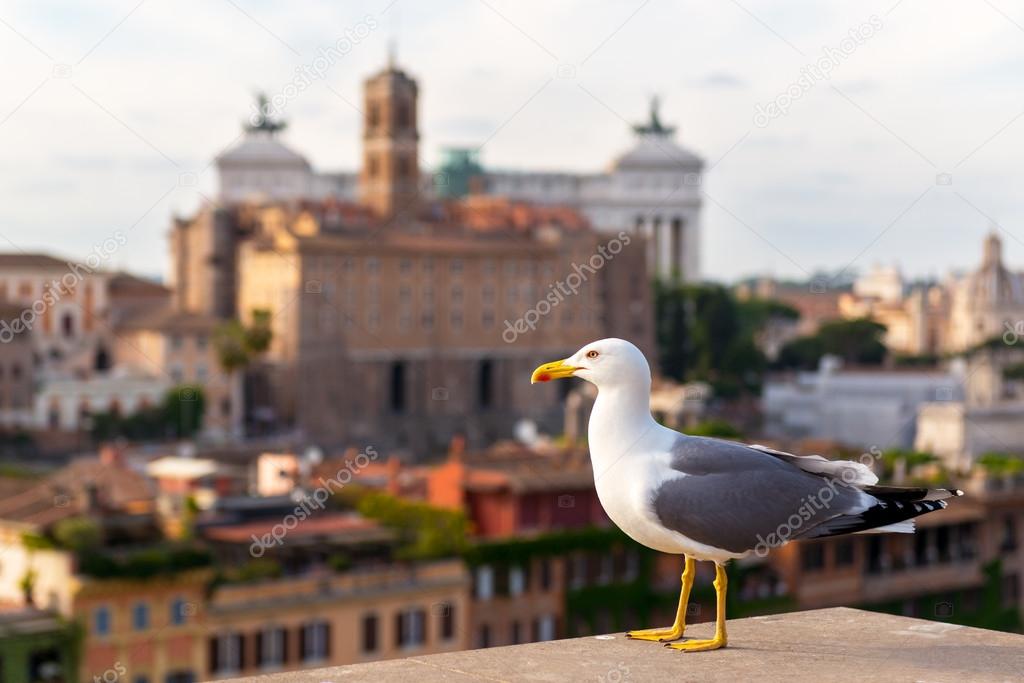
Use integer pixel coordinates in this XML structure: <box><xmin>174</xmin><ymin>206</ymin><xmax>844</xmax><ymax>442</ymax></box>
<box><xmin>0</xmin><ymin>53</ymin><xmax>1022</xmax><ymax>683</ymax></box>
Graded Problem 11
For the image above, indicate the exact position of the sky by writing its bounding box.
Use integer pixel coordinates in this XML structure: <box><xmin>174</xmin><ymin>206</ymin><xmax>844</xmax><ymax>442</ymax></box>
<box><xmin>1</xmin><ymin>0</ymin><xmax>1023</xmax><ymax>283</ymax></box>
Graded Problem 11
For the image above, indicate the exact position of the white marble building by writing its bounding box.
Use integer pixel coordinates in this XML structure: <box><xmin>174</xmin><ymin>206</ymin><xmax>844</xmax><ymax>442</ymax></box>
<box><xmin>482</xmin><ymin>99</ymin><xmax>704</xmax><ymax>282</ymax></box>
<box><xmin>215</xmin><ymin>95</ymin><xmax>704</xmax><ymax>282</ymax></box>
<box><xmin>763</xmin><ymin>356</ymin><xmax>967</xmax><ymax>450</ymax></box>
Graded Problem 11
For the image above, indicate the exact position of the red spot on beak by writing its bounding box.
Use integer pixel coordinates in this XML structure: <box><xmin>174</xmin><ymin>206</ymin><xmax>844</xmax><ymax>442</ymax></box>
<box><xmin>536</xmin><ymin>373</ymin><xmax>551</xmax><ymax>382</ymax></box>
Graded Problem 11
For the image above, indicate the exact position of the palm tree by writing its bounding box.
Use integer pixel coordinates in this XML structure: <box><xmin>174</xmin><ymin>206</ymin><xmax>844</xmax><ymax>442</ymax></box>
<box><xmin>214</xmin><ymin>308</ymin><xmax>273</xmax><ymax>439</ymax></box>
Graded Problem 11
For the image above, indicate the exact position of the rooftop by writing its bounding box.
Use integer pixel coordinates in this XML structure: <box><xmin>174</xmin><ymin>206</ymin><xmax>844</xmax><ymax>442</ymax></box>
<box><xmin>228</xmin><ymin>608</ymin><xmax>1024</xmax><ymax>683</ymax></box>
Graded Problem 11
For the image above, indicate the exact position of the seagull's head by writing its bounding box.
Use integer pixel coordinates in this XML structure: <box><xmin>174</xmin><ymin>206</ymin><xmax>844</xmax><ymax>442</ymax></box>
<box><xmin>531</xmin><ymin>338</ymin><xmax>651</xmax><ymax>391</ymax></box>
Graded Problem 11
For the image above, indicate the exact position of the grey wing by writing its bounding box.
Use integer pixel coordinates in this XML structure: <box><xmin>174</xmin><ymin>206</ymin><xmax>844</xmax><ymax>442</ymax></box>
<box><xmin>651</xmin><ymin>436</ymin><xmax>870</xmax><ymax>554</ymax></box>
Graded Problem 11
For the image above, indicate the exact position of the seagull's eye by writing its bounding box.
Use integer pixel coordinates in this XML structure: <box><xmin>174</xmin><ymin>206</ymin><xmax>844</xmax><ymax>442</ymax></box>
<box><xmin>586</xmin><ymin>350</ymin><xmax>599</xmax><ymax>359</ymax></box>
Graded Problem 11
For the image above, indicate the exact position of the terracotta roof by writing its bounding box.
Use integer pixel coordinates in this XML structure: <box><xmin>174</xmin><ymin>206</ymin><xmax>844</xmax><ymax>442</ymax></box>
<box><xmin>0</xmin><ymin>253</ymin><xmax>75</xmax><ymax>269</ymax></box>
<box><xmin>458</xmin><ymin>442</ymin><xmax>595</xmax><ymax>493</ymax></box>
<box><xmin>108</xmin><ymin>272</ymin><xmax>171</xmax><ymax>297</ymax></box>
<box><xmin>117</xmin><ymin>309</ymin><xmax>220</xmax><ymax>333</ymax></box>
<box><xmin>0</xmin><ymin>456</ymin><xmax>154</xmax><ymax>528</ymax></box>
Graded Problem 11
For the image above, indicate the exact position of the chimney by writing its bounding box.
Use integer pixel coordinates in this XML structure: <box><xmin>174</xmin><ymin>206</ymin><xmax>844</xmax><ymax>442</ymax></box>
<box><xmin>448</xmin><ymin>434</ymin><xmax>466</xmax><ymax>463</ymax></box>
<box><xmin>99</xmin><ymin>443</ymin><xmax>124</xmax><ymax>467</ymax></box>
<box><xmin>386</xmin><ymin>456</ymin><xmax>401</xmax><ymax>496</ymax></box>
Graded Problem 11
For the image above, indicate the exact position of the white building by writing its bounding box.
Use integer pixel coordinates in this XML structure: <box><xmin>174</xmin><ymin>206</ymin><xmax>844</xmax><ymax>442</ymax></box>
<box><xmin>947</xmin><ymin>231</ymin><xmax>1024</xmax><ymax>351</ymax></box>
<box><xmin>35</xmin><ymin>368</ymin><xmax>169</xmax><ymax>431</ymax></box>
<box><xmin>483</xmin><ymin>98</ymin><xmax>704</xmax><ymax>282</ymax></box>
<box><xmin>215</xmin><ymin>93</ymin><xmax>704</xmax><ymax>283</ymax></box>
<box><xmin>916</xmin><ymin>347</ymin><xmax>1024</xmax><ymax>471</ymax></box>
<box><xmin>853</xmin><ymin>264</ymin><xmax>904</xmax><ymax>302</ymax></box>
<box><xmin>763</xmin><ymin>356</ymin><xmax>966</xmax><ymax>450</ymax></box>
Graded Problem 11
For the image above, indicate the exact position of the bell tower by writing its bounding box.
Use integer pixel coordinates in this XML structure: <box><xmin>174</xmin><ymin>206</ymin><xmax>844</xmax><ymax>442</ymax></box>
<box><xmin>360</xmin><ymin>56</ymin><xmax>420</xmax><ymax>219</ymax></box>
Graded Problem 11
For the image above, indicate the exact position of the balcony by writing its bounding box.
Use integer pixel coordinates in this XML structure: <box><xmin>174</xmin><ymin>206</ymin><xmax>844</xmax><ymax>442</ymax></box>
<box><xmin>224</xmin><ymin>607</ymin><xmax>1024</xmax><ymax>682</ymax></box>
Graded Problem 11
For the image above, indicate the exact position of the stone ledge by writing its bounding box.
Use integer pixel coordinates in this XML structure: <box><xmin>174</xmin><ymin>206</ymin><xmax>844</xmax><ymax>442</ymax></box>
<box><xmin>223</xmin><ymin>607</ymin><xmax>1024</xmax><ymax>683</ymax></box>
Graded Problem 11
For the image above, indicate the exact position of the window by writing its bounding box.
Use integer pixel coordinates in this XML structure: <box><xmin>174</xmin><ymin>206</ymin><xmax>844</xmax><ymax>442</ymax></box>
<box><xmin>475</xmin><ymin>565</ymin><xmax>494</xmax><ymax>600</ymax></box>
<box><xmin>368</xmin><ymin>104</ymin><xmax>380</xmax><ymax>128</ymax></box>
<box><xmin>478</xmin><ymin>359</ymin><xmax>494</xmax><ymax>409</ymax></box>
<box><xmin>196</xmin><ymin>335</ymin><xmax>207</xmax><ymax>350</ymax></box>
<box><xmin>867</xmin><ymin>536</ymin><xmax>885</xmax><ymax>574</ymax></box>
<box><xmin>478</xmin><ymin>624</ymin><xmax>491</xmax><ymax>648</ymax></box>
<box><xmin>170</xmin><ymin>334</ymin><xmax>183</xmax><ymax>350</ymax></box>
<box><xmin>439</xmin><ymin>603</ymin><xmax>455</xmax><ymax>641</ymax></box>
<box><xmin>511</xmin><ymin>620</ymin><xmax>522</xmax><ymax>644</ymax></box>
<box><xmin>801</xmin><ymin>543</ymin><xmax>825</xmax><ymax>572</ymax></box>
<box><xmin>94</xmin><ymin>606</ymin><xmax>111</xmax><ymax>636</ymax></box>
<box><xmin>509</xmin><ymin>565</ymin><xmax>526</xmax><ymax>596</ymax></box>
<box><xmin>164</xmin><ymin>673</ymin><xmax>195</xmax><ymax>683</ymax></box>
<box><xmin>61</xmin><ymin>312</ymin><xmax>74</xmax><ymax>338</ymax></box>
<box><xmin>361</xmin><ymin>613</ymin><xmax>378</xmax><ymax>653</ymax></box>
<box><xmin>835</xmin><ymin>539</ymin><xmax>856</xmax><ymax>567</ymax></box>
<box><xmin>537</xmin><ymin>615</ymin><xmax>556</xmax><ymax>641</ymax></box>
<box><xmin>389</xmin><ymin>361</ymin><xmax>406</xmax><ymax>414</ymax></box>
<box><xmin>170</xmin><ymin>598</ymin><xmax>189</xmax><ymax>626</ymax></box>
<box><xmin>1000</xmin><ymin>516</ymin><xmax>1018</xmax><ymax>554</ymax></box>
<box><xmin>132</xmin><ymin>602</ymin><xmax>150</xmax><ymax>631</ymax></box>
<box><xmin>396</xmin><ymin>608</ymin><xmax>426</xmax><ymax>648</ymax></box>
<box><xmin>539</xmin><ymin>558</ymin><xmax>552</xmax><ymax>591</ymax></box>
<box><xmin>450</xmin><ymin>259</ymin><xmax>463</xmax><ymax>275</ymax></box>
<box><xmin>259</xmin><ymin>627</ymin><xmax>286</xmax><ymax>667</ymax></box>
<box><xmin>302</xmin><ymin>621</ymin><xmax>330</xmax><ymax>661</ymax></box>
<box><xmin>209</xmin><ymin>633</ymin><xmax>243</xmax><ymax>675</ymax></box>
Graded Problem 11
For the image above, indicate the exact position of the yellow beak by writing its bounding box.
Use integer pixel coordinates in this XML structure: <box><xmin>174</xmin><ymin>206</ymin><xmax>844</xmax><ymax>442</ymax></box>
<box><xmin>531</xmin><ymin>359</ymin><xmax>578</xmax><ymax>384</ymax></box>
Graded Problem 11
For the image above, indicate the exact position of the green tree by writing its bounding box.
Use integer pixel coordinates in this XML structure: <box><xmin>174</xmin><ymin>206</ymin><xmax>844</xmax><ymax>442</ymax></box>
<box><xmin>53</xmin><ymin>517</ymin><xmax>102</xmax><ymax>552</ymax></box>
<box><xmin>214</xmin><ymin>308</ymin><xmax>274</xmax><ymax>436</ymax></box>
<box><xmin>776</xmin><ymin>318</ymin><xmax>887</xmax><ymax>369</ymax></box>
<box><xmin>653</xmin><ymin>282</ymin><xmax>770</xmax><ymax>396</ymax></box>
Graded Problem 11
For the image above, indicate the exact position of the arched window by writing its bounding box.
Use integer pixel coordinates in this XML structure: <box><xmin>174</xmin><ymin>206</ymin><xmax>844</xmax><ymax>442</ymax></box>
<box><xmin>389</xmin><ymin>361</ymin><xmax>406</xmax><ymax>414</ymax></box>
<box><xmin>478</xmin><ymin>359</ymin><xmax>493</xmax><ymax>409</ymax></box>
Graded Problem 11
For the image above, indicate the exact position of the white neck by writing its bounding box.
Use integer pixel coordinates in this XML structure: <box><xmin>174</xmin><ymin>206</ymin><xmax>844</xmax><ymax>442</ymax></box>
<box><xmin>587</xmin><ymin>381</ymin><xmax>660</xmax><ymax>473</ymax></box>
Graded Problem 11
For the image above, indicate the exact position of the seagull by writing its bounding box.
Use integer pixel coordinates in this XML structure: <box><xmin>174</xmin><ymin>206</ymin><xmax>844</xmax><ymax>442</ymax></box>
<box><xmin>531</xmin><ymin>338</ymin><xmax>962</xmax><ymax>652</ymax></box>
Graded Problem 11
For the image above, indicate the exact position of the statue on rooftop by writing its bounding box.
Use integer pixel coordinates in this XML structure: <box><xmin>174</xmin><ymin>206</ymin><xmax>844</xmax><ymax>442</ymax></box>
<box><xmin>633</xmin><ymin>95</ymin><xmax>676</xmax><ymax>137</ymax></box>
<box><xmin>246</xmin><ymin>92</ymin><xmax>287</xmax><ymax>134</ymax></box>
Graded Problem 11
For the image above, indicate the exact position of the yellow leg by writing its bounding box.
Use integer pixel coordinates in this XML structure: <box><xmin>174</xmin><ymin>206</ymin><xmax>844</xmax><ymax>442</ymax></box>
<box><xmin>666</xmin><ymin>562</ymin><xmax>727</xmax><ymax>652</ymax></box>
<box><xmin>626</xmin><ymin>556</ymin><xmax>695</xmax><ymax>642</ymax></box>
